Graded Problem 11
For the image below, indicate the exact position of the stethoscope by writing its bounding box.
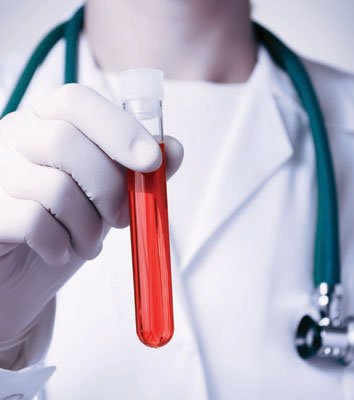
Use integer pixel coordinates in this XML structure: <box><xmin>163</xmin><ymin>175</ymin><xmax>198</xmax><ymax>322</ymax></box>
<box><xmin>1</xmin><ymin>5</ymin><xmax>354</xmax><ymax>366</ymax></box>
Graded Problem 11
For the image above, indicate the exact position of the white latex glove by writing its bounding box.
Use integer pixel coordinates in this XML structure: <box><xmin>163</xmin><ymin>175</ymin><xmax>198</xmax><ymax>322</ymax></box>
<box><xmin>0</xmin><ymin>84</ymin><xmax>183</xmax><ymax>360</ymax></box>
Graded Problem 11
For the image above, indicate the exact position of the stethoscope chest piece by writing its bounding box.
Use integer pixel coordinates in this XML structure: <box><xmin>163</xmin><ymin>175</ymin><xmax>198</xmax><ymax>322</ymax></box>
<box><xmin>295</xmin><ymin>284</ymin><xmax>354</xmax><ymax>366</ymax></box>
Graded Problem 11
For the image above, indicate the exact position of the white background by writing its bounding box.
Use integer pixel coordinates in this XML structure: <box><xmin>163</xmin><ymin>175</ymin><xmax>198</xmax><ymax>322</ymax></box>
<box><xmin>0</xmin><ymin>0</ymin><xmax>353</xmax><ymax>72</ymax></box>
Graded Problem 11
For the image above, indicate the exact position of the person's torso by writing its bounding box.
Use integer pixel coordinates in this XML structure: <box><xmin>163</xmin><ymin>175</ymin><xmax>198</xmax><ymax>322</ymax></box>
<box><xmin>2</xmin><ymin>35</ymin><xmax>354</xmax><ymax>400</ymax></box>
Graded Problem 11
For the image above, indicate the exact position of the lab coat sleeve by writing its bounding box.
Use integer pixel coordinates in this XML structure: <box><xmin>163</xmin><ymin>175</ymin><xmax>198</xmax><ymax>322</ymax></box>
<box><xmin>0</xmin><ymin>297</ymin><xmax>57</xmax><ymax>400</ymax></box>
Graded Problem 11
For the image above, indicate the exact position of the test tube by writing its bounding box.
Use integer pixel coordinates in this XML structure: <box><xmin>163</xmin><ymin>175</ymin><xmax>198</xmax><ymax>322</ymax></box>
<box><xmin>118</xmin><ymin>69</ymin><xmax>174</xmax><ymax>348</ymax></box>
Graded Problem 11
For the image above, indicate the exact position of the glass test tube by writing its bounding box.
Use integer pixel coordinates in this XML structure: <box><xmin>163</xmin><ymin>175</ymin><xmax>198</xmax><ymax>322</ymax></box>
<box><xmin>119</xmin><ymin>69</ymin><xmax>174</xmax><ymax>348</ymax></box>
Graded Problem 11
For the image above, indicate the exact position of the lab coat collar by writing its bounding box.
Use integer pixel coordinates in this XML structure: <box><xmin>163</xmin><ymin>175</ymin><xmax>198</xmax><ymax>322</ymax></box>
<box><xmin>177</xmin><ymin>46</ymin><xmax>305</xmax><ymax>272</ymax></box>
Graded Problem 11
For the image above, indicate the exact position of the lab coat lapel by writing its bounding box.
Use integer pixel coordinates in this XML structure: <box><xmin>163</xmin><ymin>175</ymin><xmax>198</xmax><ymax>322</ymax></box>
<box><xmin>180</xmin><ymin>48</ymin><xmax>300</xmax><ymax>272</ymax></box>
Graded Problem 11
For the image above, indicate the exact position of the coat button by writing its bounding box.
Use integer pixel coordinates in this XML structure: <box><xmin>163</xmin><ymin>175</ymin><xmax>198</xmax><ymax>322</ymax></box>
<box><xmin>2</xmin><ymin>395</ymin><xmax>24</xmax><ymax>400</ymax></box>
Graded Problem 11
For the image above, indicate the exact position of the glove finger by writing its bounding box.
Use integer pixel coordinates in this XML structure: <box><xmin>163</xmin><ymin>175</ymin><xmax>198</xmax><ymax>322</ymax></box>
<box><xmin>2</xmin><ymin>110</ymin><xmax>128</xmax><ymax>228</ymax></box>
<box><xmin>32</xmin><ymin>84</ymin><xmax>162</xmax><ymax>172</ymax></box>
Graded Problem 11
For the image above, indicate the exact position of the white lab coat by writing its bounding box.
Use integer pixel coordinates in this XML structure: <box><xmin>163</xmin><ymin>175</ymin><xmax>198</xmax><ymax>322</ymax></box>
<box><xmin>0</xmin><ymin>34</ymin><xmax>354</xmax><ymax>400</ymax></box>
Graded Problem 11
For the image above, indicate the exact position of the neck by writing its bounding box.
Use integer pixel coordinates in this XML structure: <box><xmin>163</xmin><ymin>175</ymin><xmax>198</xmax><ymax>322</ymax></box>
<box><xmin>85</xmin><ymin>0</ymin><xmax>257</xmax><ymax>83</ymax></box>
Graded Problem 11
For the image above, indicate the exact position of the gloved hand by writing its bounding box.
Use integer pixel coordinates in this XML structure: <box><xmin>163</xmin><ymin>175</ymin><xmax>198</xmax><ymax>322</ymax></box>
<box><xmin>0</xmin><ymin>84</ymin><xmax>183</xmax><ymax>362</ymax></box>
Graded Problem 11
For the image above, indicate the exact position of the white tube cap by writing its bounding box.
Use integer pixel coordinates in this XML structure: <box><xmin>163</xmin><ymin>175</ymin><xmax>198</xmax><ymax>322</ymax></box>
<box><xmin>117</xmin><ymin>69</ymin><xmax>164</xmax><ymax>101</ymax></box>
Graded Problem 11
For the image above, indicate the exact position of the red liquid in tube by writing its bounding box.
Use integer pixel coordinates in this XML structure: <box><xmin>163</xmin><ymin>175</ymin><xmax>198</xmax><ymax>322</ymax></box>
<box><xmin>127</xmin><ymin>143</ymin><xmax>174</xmax><ymax>347</ymax></box>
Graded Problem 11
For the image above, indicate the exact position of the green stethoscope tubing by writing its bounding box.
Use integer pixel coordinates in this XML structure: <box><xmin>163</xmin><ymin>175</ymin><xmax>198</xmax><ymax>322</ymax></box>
<box><xmin>0</xmin><ymin>6</ymin><xmax>340</xmax><ymax>289</ymax></box>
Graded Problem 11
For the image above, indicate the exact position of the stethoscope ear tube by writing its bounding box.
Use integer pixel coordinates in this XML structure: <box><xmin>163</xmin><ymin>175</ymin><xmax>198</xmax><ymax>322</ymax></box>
<box><xmin>0</xmin><ymin>6</ymin><xmax>84</xmax><ymax>119</ymax></box>
<box><xmin>255</xmin><ymin>23</ymin><xmax>340</xmax><ymax>288</ymax></box>
<box><xmin>0</xmin><ymin>23</ymin><xmax>66</xmax><ymax>118</ymax></box>
<box><xmin>63</xmin><ymin>6</ymin><xmax>84</xmax><ymax>84</ymax></box>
